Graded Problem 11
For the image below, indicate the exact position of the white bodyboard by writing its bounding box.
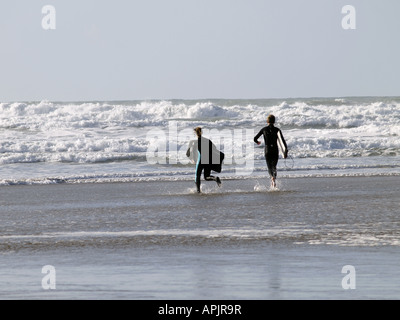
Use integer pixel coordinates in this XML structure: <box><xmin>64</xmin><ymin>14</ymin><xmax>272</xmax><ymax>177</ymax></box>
<box><xmin>277</xmin><ymin>130</ymin><xmax>287</xmax><ymax>157</ymax></box>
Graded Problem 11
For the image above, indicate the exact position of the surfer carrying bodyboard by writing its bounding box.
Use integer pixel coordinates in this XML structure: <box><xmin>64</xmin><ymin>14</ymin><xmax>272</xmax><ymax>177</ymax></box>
<box><xmin>254</xmin><ymin>114</ymin><xmax>288</xmax><ymax>188</ymax></box>
<box><xmin>186</xmin><ymin>127</ymin><xmax>224</xmax><ymax>193</ymax></box>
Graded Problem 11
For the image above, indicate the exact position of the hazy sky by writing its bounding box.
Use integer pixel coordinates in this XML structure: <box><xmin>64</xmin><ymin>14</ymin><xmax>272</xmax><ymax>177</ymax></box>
<box><xmin>1</xmin><ymin>0</ymin><xmax>399</xmax><ymax>102</ymax></box>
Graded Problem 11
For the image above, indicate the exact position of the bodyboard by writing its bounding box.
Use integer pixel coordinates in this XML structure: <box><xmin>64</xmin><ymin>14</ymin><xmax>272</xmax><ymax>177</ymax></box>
<box><xmin>277</xmin><ymin>130</ymin><xmax>288</xmax><ymax>158</ymax></box>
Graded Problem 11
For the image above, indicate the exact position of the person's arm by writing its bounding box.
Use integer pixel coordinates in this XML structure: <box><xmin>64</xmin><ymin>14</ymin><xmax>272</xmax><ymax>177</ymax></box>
<box><xmin>186</xmin><ymin>141</ymin><xmax>192</xmax><ymax>158</ymax></box>
<box><xmin>254</xmin><ymin>129</ymin><xmax>263</xmax><ymax>145</ymax></box>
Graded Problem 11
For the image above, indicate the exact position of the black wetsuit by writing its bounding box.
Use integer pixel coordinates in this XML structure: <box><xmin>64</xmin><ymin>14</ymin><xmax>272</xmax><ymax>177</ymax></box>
<box><xmin>254</xmin><ymin>124</ymin><xmax>287</xmax><ymax>179</ymax></box>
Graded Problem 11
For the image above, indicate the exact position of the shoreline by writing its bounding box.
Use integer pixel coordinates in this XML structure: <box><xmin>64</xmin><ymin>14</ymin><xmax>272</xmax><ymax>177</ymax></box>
<box><xmin>0</xmin><ymin>170</ymin><xmax>399</xmax><ymax>187</ymax></box>
<box><xmin>1</xmin><ymin>174</ymin><xmax>399</xmax><ymax>299</ymax></box>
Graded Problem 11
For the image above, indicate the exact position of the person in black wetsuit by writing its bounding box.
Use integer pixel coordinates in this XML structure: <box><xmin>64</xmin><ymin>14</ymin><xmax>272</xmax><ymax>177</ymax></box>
<box><xmin>254</xmin><ymin>114</ymin><xmax>288</xmax><ymax>188</ymax></box>
<box><xmin>186</xmin><ymin>127</ymin><xmax>223</xmax><ymax>193</ymax></box>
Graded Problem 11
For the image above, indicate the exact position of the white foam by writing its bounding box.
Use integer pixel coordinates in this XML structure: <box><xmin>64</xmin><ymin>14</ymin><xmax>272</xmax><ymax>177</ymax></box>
<box><xmin>3</xmin><ymin>227</ymin><xmax>397</xmax><ymax>246</ymax></box>
<box><xmin>1</xmin><ymin>98</ymin><xmax>399</xmax><ymax>180</ymax></box>
<box><xmin>1</xmin><ymin>99</ymin><xmax>399</xmax><ymax>129</ymax></box>
<box><xmin>0</xmin><ymin>227</ymin><xmax>312</xmax><ymax>241</ymax></box>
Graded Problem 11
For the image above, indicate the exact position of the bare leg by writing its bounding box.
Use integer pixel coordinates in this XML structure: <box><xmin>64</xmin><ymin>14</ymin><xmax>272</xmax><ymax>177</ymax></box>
<box><xmin>271</xmin><ymin>177</ymin><xmax>276</xmax><ymax>188</ymax></box>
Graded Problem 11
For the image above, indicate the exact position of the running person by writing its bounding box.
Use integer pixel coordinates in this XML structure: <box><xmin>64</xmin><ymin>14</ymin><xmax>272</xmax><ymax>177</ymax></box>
<box><xmin>254</xmin><ymin>114</ymin><xmax>288</xmax><ymax>188</ymax></box>
<box><xmin>186</xmin><ymin>127</ymin><xmax>223</xmax><ymax>193</ymax></box>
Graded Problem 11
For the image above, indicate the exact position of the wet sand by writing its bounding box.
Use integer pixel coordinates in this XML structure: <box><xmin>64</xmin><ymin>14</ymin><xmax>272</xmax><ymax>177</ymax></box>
<box><xmin>0</xmin><ymin>175</ymin><xmax>399</xmax><ymax>299</ymax></box>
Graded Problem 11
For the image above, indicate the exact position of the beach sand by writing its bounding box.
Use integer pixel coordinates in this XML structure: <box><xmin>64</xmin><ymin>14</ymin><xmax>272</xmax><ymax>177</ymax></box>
<box><xmin>0</xmin><ymin>175</ymin><xmax>399</xmax><ymax>299</ymax></box>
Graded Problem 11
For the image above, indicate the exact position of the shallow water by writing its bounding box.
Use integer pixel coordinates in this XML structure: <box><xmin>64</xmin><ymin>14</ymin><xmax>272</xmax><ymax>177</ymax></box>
<box><xmin>0</xmin><ymin>176</ymin><xmax>399</xmax><ymax>299</ymax></box>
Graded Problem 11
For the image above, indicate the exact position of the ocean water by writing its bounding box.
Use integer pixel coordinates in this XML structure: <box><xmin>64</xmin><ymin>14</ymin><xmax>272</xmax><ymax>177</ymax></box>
<box><xmin>0</xmin><ymin>177</ymin><xmax>399</xmax><ymax>299</ymax></box>
<box><xmin>1</xmin><ymin>97</ymin><xmax>400</xmax><ymax>300</ymax></box>
<box><xmin>0</xmin><ymin>97</ymin><xmax>399</xmax><ymax>184</ymax></box>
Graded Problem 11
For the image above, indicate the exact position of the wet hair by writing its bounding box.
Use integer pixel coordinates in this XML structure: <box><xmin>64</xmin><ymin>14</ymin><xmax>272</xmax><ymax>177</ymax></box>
<box><xmin>194</xmin><ymin>127</ymin><xmax>202</xmax><ymax>137</ymax></box>
<box><xmin>267</xmin><ymin>114</ymin><xmax>275</xmax><ymax>124</ymax></box>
